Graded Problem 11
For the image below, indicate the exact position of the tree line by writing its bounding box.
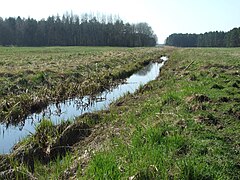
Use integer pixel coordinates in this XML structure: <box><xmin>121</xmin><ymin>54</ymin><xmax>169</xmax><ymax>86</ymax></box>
<box><xmin>0</xmin><ymin>13</ymin><xmax>157</xmax><ymax>47</ymax></box>
<box><xmin>165</xmin><ymin>27</ymin><xmax>240</xmax><ymax>47</ymax></box>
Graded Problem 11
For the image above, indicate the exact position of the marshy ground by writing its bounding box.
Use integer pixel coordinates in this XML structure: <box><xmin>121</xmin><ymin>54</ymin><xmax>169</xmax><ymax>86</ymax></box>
<box><xmin>0</xmin><ymin>46</ymin><xmax>163</xmax><ymax>124</ymax></box>
<box><xmin>0</xmin><ymin>47</ymin><xmax>240</xmax><ymax>179</ymax></box>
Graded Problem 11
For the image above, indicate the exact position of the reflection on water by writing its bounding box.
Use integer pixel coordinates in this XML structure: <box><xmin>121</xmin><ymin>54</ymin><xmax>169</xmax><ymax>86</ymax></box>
<box><xmin>135</xmin><ymin>63</ymin><xmax>154</xmax><ymax>76</ymax></box>
<box><xmin>0</xmin><ymin>57</ymin><xmax>168</xmax><ymax>154</ymax></box>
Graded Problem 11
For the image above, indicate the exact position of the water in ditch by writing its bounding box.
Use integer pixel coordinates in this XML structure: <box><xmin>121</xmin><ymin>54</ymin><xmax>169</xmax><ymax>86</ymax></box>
<box><xmin>0</xmin><ymin>56</ymin><xmax>168</xmax><ymax>154</ymax></box>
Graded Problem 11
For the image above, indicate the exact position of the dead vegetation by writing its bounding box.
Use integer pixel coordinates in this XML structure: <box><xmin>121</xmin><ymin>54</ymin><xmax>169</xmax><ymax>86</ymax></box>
<box><xmin>0</xmin><ymin>47</ymin><xmax>164</xmax><ymax>124</ymax></box>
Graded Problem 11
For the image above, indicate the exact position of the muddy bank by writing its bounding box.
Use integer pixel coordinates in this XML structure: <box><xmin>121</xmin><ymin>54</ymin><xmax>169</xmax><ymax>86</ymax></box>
<box><xmin>0</xmin><ymin>113</ymin><xmax>99</xmax><ymax>179</ymax></box>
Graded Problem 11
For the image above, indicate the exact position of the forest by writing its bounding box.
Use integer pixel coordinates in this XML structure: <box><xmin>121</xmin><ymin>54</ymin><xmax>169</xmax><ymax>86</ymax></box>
<box><xmin>0</xmin><ymin>13</ymin><xmax>157</xmax><ymax>47</ymax></box>
<box><xmin>165</xmin><ymin>27</ymin><xmax>240</xmax><ymax>47</ymax></box>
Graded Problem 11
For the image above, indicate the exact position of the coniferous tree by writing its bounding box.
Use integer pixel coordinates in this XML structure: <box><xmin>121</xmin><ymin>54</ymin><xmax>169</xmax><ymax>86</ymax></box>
<box><xmin>0</xmin><ymin>13</ymin><xmax>157</xmax><ymax>47</ymax></box>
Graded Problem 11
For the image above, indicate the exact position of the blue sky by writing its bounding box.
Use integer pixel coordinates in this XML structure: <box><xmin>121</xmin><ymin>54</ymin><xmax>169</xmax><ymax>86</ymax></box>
<box><xmin>1</xmin><ymin>0</ymin><xmax>240</xmax><ymax>43</ymax></box>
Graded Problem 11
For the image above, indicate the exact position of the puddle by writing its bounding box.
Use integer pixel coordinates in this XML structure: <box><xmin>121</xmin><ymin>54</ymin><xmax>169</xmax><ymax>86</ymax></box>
<box><xmin>0</xmin><ymin>56</ymin><xmax>168</xmax><ymax>154</ymax></box>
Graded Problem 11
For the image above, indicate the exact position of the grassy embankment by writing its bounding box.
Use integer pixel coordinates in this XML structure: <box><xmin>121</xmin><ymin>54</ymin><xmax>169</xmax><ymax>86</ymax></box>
<box><xmin>1</xmin><ymin>47</ymin><xmax>240</xmax><ymax>179</ymax></box>
<box><xmin>0</xmin><ymin>46</ymin><xmax>163</xmax><ymax>124</ymax></box>
<box><xmin>76</xmin><ymin>48</ymin><xmax>239</xmax><ymax>179</ymax></box>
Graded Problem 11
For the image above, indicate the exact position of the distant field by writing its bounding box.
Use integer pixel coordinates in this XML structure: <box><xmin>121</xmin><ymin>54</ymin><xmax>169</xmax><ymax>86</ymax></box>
<box><xmin>1</xmin><ymin>47</ymin><xmax>240</xmax><ymax>179</ymax></box>
<box><xmin>0</xmin><ymin>46</ymin><xmax>164</xmax><ymax>123</ymax></box>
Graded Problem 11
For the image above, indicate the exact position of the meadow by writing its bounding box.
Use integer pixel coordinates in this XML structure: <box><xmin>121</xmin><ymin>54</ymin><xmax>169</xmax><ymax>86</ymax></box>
<box><xmin>79</xmin><ymin>48</ymin><xmax>240</xmax><ymax>179</ymax></box>
<box><xmin>0</xmin><ymin>47</ymin><xmax>240</xmax><ymax>179</ymax></box>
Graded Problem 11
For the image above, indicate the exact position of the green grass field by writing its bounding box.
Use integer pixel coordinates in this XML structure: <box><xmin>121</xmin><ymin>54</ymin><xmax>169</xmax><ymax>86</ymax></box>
<box><xmin>1</xmin><ymin>47</ymin><xmax>240</xmax><ymax>179</ymax></box>
<box><xmin>78</xmin><ymin>48</ymin><xmax>240</xmax><ymax>179</ymax></box>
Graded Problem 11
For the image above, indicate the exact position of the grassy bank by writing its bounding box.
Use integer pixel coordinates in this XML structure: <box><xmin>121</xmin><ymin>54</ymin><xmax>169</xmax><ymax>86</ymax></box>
<box><xmin>0</xmin><ymin>46</ymin><xmax>164</xmax><ymax>124</ymax></box>
<box><xmin>78</xmin><ymin>48</ymin><xmax>240</xmax><ymax>179</ymax></box>
<box><xmin>1</xmin><ymin>47</ymin><xmax>240</xmax><ymax>179</ymax></box>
